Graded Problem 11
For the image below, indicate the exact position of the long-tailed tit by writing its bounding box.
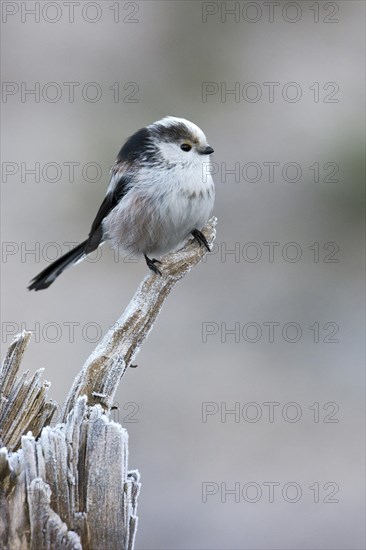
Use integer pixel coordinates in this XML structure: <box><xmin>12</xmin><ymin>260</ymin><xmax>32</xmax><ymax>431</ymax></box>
<box><xmin>28</xmin><ymin>116</ymin><xmax>215</xmax><ymax>291</ymax></box>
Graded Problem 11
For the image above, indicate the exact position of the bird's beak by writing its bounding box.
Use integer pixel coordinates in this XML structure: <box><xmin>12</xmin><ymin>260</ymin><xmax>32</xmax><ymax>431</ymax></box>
<box><xmin>201</xmin><ymin>145</ymin><xmax>214</xmax><ymax>155</ymax></box>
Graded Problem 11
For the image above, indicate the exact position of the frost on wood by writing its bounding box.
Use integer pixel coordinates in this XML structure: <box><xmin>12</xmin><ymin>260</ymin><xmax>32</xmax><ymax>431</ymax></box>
<box><xmin>0</xmin><ymin>396</ymin><xmax>140</xmax><ymax>550</ymax></box>
<box><xmin>0</xmin><ymin>217</ymin><xmax>217</xmax><ymax>549</ymax></box>
<box><xmin>0</xmin><ymin>335</ymin><xmax>140</xmax><ymax>550</ymax></box>
<box><xmin>0</xmin><ymin>331</ymin><xmax>56</xmax><ymax>452</ymax></box>
<box><xmin>62</xmin><ymin>217</ymin><xmax>217</xmax><ymax>420</ymax></box>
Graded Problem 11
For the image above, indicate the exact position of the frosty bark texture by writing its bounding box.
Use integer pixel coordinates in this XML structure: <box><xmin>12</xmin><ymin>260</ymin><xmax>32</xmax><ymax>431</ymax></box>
<box><xmin>0</xmin><ymin>331</ymin><xmax>56</xmax><ymax>452</ymax></box>
<box><xmin>62</xmin><ymin>217</ymin><xmax>217</xmax><ymax>420</ymax></box>
<box><xmin>0</xmin><ymin>218</ymin><xmax>217</xmax><ymax>549</ymax></box>
<box><xmin>0</xmin><ymin>397</ymin><xmax>140</xmax><ymax>550</ymax></box>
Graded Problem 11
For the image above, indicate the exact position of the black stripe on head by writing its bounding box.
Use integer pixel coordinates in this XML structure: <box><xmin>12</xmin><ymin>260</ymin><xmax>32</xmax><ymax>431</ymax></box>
<box><xmin>151</xmin><ymin>121</ymin><xmax>199</xmax><ymax>145</ymax></box>
<box><xmin>117</xmin><ymin>127</ymin><xmax>159</xmax><ymax>164</ymax></box>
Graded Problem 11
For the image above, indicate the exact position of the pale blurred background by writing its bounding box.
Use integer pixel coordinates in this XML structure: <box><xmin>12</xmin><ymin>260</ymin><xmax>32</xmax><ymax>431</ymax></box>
<box><xmin>1</xmin><ymin>1</ymin><xmax>365</xmax><ymax>548</ymax></box>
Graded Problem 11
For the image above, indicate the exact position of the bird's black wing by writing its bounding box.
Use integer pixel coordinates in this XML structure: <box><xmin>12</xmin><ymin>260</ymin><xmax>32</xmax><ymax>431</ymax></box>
<box><xmin>85</xmin><ymin>170</ymin><xmax>131</xmax><ymax>253</ymax></box>
<box><xmin>86</xmin><ymin>126</ymin><xmax>154</xmax><ymax>253</ymax></box>
<box><xmin>28</xmin><ymin>168</ymin><xmax>131</xmax><ymax>289</ymax></box>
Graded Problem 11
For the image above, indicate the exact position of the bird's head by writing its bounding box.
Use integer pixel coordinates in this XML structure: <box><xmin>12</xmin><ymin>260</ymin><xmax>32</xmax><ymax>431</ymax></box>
<box><xmin>148</xmin><ymin>116</ymin><xmax>214</xmax><ymax>168</ymax></box>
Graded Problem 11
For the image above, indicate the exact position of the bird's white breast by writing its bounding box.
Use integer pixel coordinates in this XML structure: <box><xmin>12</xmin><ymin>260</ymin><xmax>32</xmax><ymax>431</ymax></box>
<box><xmin>103</xmin><ymin>160</ymin><xmax>215</xmax><ymax>257</ymax></box>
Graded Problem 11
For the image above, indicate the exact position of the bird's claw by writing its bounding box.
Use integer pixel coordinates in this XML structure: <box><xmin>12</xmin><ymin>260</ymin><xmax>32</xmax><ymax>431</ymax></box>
<box><xmin>192</xmin><ymin>229</ymin><xmax>210</xmax><ymax>252</ymax></box>
<box><xmin>144</xmin><ymin>255</ymin><xmax>162</xmax><ymax>275</ymax></box>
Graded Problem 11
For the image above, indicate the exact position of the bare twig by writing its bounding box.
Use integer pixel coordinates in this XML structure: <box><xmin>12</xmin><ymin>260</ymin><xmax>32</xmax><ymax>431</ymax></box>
<box><xmin>62</xmin><ymin>217</ymin><xmax>217</xmax><ymax>420</ymax></box>
<box><xmin>0</xmin><ymin>217</ymin><xmax>217</xmax><ymax>549</ymax></box>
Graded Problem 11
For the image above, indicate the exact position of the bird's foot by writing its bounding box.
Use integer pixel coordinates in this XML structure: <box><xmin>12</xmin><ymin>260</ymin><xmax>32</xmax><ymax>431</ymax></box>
<box><xmin>192</xmin><ymin>229</ymin><xmax>210</xmax><ymax>251</ymax></box>
<box><xmin>144</xmin><ymin>254</ymin><xmax>162</xmax><ymax>275</ymax></box>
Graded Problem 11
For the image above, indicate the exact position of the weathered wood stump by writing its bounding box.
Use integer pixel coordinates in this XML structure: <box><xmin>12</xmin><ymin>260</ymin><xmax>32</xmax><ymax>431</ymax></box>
<box><xmin>0</xmin><ymin>218</ymin><xmax>217</xmax><ymax>550</ymax></box>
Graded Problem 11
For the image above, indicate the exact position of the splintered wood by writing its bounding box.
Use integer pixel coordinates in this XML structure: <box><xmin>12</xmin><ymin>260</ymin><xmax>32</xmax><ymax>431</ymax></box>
<box><xmin>0</xmin><ymin>335</ymin><xmax>140</xmax><ymax>550</ymax></box>
<box><xmin>0</xmin><ymin>218</ymin><xmax>217</xmax><ymax>549</ymax></box>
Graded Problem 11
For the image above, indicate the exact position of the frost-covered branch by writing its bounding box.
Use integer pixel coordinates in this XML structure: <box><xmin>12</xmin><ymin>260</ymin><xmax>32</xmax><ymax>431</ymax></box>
<box><xmin>62</xmin><ymin>217</ymin><xmax>217</xmax><ymax>420</ymax></box>
<box><xmin>0</xmin><ymin>217</ymin><xmax>217</xmax><ymax>549</ymax></box>
<box><xmin>0</xmin><ymin>334</ymin><xmax>140</xmax><ymax>550</ymax></box>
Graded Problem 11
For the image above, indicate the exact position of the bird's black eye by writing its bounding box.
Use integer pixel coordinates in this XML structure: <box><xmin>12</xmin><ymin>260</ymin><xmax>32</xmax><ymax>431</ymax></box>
<box><xmin>180</xmin><ymin>143</ymin><xmax>192</xmax><ymax>152</ymax></box>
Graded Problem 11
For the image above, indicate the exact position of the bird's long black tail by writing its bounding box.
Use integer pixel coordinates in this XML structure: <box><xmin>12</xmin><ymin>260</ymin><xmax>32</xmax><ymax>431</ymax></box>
<box><xmin>28</xmin><ymin>240</ymin><xmax>89</xmax><ymax>291</ymax></box>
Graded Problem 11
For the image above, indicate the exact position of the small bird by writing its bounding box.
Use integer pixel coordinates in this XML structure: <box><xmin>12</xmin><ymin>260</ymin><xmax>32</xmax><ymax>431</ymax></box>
<box><xmin>28</xmin><ymin>116</ymin><xmax>215</xmax><ymax>291</ymax></box>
